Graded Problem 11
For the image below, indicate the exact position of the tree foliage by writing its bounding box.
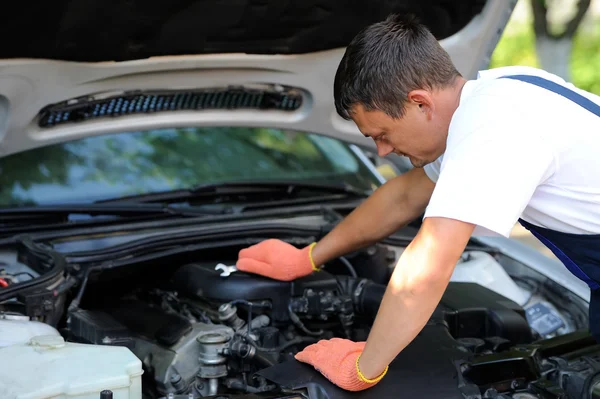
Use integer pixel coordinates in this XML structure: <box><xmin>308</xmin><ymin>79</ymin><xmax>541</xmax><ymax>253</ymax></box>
<box><xmin>490</xmin><ymin>0</ymin><xmax>600</xmax><ymax>94</ymax></box>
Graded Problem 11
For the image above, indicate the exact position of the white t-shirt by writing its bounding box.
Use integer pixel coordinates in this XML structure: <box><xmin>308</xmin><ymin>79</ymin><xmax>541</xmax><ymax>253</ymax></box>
<box><xmin>423</xmin><ymin>66</ymin><xmax>600</xmax><ymax>237</ymax></box>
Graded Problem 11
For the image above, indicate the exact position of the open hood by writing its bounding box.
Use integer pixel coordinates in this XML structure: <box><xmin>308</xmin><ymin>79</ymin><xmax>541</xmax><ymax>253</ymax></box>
<box><xmin>0</xmin><ymin>0</ymin><xmax>516</xmax><ymax>158</ymax></box>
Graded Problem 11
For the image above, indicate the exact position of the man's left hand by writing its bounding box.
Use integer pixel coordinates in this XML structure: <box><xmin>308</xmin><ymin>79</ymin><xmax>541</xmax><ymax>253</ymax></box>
<box><xmin>294</xmin><ymin>217</ymin><xmax>475</xmax><ymax>392</ymax></box>
<box><xmin>294</xmin><ymin>338</ymin><xmax>388</xmax><ymax>392</ymax></box>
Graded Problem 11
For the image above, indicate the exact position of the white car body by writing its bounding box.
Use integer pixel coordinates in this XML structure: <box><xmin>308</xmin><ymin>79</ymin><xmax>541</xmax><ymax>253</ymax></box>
<box><xmin>0</xmin><ymin>1</ymin><xmax>595</xmax><ymax>398</ymax></box>
<box><xmin>0</xmin><ymin>0</ymin><xmax>587</xmax><ymax>300</ymax></box>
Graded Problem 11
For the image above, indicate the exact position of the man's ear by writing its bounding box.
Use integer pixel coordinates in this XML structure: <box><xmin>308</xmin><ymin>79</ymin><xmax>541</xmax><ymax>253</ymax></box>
<box><xmin>407</xmin><ymin>89</ymin><xmax>434</xmax><ymax>118</ymax></box>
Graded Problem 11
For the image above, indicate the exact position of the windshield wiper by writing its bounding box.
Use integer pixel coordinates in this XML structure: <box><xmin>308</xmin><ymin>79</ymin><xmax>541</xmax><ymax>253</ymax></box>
<box><xmin>191</xmin><ymin>180</ymin><xmax>370</xmax><ymax>196</ymax></box>
<box><xmin>0</xmin><ymin>203</ymin><xmax>225</xmax><ymax>227</ymax></box>
<box><xmin>96</xmin><ymin>180</ymin><xmax>372</xmax><ymax>204</ymax></box>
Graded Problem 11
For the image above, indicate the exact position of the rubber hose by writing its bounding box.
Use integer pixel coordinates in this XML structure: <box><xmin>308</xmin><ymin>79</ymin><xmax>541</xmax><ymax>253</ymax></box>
<box><xmin>253</xmin><ymin>350</ymin><xmax>276</xmax><ymax>367</ymax></box>
<box><xmin>581</xmin><ymin>370</ymin><xmax>600</xmax><ymax>399</ymax></box>
<box><xmin>339</xmin><ymin>256</ymin><xmax>358</xmax><ymax>277</ymax></box>
<box><xmin>336</xmin><ymin>276</ymin><xmax>386</xmax><ymax>316</ymax></box>
<box><xmin>360</xmin><ymin>281</ymin><xmax>386</xmax><ymax>315</ymax></box>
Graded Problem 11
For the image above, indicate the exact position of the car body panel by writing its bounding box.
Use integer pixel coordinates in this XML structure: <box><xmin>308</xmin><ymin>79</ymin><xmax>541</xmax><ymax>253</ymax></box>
<box><xmin>0</xmin><ymin>0</ymin><xmax>516</xmax><ymax>158</ymax></box>
<box><xmin>474</xmin><ymin>235</ymin><xmax>591</xmax><ymax>302</ymax></box>
<box><xmin>0</xmin><ymin>0</ymin><xmax>583</xmax><ymax>308</ymax></box>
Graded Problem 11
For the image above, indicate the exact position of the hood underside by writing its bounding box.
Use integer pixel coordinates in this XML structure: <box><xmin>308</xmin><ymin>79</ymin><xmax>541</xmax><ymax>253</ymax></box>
<box><xmin>6</xmin><ymin>0</ymin><xmax>487</xmax><ymax>62</ymax></box>
<box><xmin>0</xmin><ymin>0</ymin><xmax>516</xmax><ymax>157</ymax></box>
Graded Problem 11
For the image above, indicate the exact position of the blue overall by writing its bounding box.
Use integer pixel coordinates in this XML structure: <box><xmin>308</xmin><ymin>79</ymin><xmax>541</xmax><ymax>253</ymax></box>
<box><xmin>500</xmin><ymin>74</ymin><xmax>600</xmax><ymax>341</ymax></box>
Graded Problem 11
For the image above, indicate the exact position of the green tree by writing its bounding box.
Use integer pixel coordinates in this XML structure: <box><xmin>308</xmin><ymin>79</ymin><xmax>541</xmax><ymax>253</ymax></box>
<box><xmin>530</xmin><ymin>0</ymin><xmax>591</xmax><ymax>80</ymax></box>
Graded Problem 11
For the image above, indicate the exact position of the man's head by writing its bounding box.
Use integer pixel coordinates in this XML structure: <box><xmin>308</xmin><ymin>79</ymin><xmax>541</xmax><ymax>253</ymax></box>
<box><xmin>334</xmin><ymin>14</ymin><xmax>465</xmax><ymax>168</ymax></box>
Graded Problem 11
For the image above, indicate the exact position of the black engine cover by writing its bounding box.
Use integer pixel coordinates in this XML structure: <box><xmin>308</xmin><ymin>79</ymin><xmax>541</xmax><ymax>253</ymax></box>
<box><xmin>256</xmin><ymin>283</ymin><xmax>537</xmax><ymax>399</ymax></box>
<box><xmin>171</xmin><ymin>262</ymin><xmax>340</xmax><ymax>322</ymax></box>
<box><xmin>258</xmin><ymin>322</ymin><xmax>472</xmax><ymax>399</ymax></box>
<box><xmin>171</xmin><ymin>263</ymin><xmax>546</xmax><ymax>398</ymax></box>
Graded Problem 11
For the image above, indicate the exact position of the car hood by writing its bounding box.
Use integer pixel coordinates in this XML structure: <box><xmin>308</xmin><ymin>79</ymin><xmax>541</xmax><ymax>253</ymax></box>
<box><xmin>0</xmin><ymin>0</ymin><xmax>515</xmax><ymax>158</ymax></box>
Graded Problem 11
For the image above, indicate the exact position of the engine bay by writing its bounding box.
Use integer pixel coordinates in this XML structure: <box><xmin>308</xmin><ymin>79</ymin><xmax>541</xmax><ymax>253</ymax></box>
<box><xmin>0</xmin><ymin>222</ymin><xmax>597</xmax><ymax>399</ymax></box>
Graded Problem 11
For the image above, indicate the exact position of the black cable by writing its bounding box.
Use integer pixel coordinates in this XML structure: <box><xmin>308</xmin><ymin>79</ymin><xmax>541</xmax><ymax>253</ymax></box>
<box><xmin>67</xmin><ymin>266</ymin><xmax>102</xmax><ymax>312</ymax></box>
<box><xmin>339</xmin><ymin>256</ymin><xmax>358</xmax><ymax>277</ymax></box>
<box><xmin>275</xmin><ymin>337</ymin><xmax>318</xmax><ymax>352</ymax></box>
<box><xmin>8</xmin><ymin>272</ymin><xmax>35</xmax><ymax>279</ymax></box>
<box><xmin>287</xmin><ymin>303</ymin><xmax>323</xmax><ymax>336</ymax></box>
<box><xmin>510</xmin><ymin>275</ymin><xmax>539</xmax><ymax>294</ymax></box>
<box><xmin>235</xmin><ymin>330</ymin><xmax>317</xmax><ymax>353</ymax></box>
<box><xmin>229</xmin><ymin>299</ymin><xmax>270</xmax><ymax>309</ymax></box>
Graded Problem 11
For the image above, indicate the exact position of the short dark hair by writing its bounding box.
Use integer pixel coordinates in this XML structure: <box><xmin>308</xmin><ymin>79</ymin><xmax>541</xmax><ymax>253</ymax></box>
<box><xmin>333</xmin><ymin>13</ymin><xmax>461</xmax><ymax>120</ymax></box>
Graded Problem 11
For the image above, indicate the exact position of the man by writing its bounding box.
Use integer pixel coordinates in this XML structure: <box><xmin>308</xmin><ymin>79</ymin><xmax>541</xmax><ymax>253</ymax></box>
<box><xmin>236</xmin><ymin>13</ymin><xmax>600</xmax><ymax>392</ymax></box>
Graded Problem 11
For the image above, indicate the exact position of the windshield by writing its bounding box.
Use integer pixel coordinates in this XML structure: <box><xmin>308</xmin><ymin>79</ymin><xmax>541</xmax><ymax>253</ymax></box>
<box><xmin>0</xmin><ymin>127</ymin><xmax>380</xmax><ymax>207</ymax></box>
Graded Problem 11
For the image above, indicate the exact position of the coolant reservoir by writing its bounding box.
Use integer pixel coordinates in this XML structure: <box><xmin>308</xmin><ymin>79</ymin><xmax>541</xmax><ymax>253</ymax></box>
<box><xmin>0</xmin><ymin>334</ymin><xmax>143</xmax><ymax>399</ymax></box>
<box><xmin>450</xmin><ymin>251</ymin><xmax>530</xmax><ymax>306</ymax></box>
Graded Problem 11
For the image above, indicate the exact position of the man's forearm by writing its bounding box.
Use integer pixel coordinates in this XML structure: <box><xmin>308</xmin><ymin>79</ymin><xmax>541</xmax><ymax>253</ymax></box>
<box><xmin>311</xmin><ymin>168</ymin><xmax>434</xmax><ymax>267</ymax></box>
<box><xmin>356</xmin><ymin>217</ymin><xmax>475</xmax><ymax>379</ymax></box>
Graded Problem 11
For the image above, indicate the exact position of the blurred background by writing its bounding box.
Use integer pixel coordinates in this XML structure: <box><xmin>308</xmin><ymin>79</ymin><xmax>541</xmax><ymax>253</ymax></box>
<box><xmin>491</xmin><ymin>0</ymin><xmax>600</xmax><ymax>92</ymax></box>
<box><xmin>491</xmin><ymin>0</ymin><xmax>599</xmax><ymax>258</ymax></box>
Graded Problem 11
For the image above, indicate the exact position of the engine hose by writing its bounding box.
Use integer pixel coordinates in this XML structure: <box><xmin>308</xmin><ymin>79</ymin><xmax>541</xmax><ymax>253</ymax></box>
<box><xmin>581</xmin><ymin>370</ymin><xmax>600</xmax><ymax>399</ymax></box>
<box><xmin>245</xmin><ymin>336</ymin><xmax>317</xmax><ymax>353</ymax></box>
<box><xmin>229</xmin><ymin>341</ymin><xmax>276</xmax><ymax>367</ymax></box>
<box><xmin>339</xmin><ymin>256</ymin><xmax>358</xmax><ymax>278</ymax></box>
<box><xmin>253</xmin><ymin>350</ymin><xmax>276</xmax><ymax>367</ymax></box>
<box><xmin>226</xmin><ymin>379</ymin><xmax>277</xmax><ymax>393</ymax></box>
<box><xmin>336</xmin><ymin>276</ymin><xmax>386</xmax><ymax>316</ymax></box>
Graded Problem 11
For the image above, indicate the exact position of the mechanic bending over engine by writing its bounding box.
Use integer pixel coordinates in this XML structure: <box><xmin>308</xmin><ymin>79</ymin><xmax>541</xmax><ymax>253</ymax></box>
<box><xmin>235</xmin><ymin>14</ymin><xmax>600</xmax><ymax>392</ymax></box>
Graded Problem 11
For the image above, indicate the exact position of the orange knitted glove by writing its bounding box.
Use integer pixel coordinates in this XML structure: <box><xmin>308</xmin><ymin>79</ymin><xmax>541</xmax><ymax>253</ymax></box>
<box><xmin>236</xmin><ymin>239</ymin><xmax>319</xmax><ymax>281</ymax></box>
<box><xmin>294</xmin><ymin>338</ymin><xmax>388</xmax><ymax>392</ymax></box>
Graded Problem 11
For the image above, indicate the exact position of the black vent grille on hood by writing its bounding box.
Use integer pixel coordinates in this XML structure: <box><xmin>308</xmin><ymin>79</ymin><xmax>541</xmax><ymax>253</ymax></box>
<box><xmin>37</xmin><ymin>87</ymin><xmax>303</xmax><ymax>128</ymax></box>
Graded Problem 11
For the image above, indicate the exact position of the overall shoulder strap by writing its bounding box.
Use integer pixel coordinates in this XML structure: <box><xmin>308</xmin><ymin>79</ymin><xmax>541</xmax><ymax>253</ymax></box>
<box><xmin>500</xmin><ymin>74</ymin><xmax>600</xmax><ymax>118</ymax></box>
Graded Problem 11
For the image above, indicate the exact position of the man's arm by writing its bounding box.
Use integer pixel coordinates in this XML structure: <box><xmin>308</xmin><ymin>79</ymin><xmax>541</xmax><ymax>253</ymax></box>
<box><xmin>236</xmin><ymin>166</ymin><xmax>435</xmax><ymax>282</ymax></box>
<box><xmin>311</xmin><ymin>167</ymin><xmax>435</xmax><ymax>266</ymax></box>
<box><xmin>356</xmin><ymin>216</ymin><xmax>475</xmax><ymax>378</ymax></box>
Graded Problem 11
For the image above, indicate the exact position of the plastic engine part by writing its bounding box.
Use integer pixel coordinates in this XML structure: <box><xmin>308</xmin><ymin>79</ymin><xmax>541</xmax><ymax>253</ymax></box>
<box><xmin>171</xmin><ymin>262</ymin><xmax>341</xmax><ymax>322</ymax></box>
<box><xmin>68</xmin><ymin>309</ymin><xmax>134</xmax><ymax>348</ymax></box>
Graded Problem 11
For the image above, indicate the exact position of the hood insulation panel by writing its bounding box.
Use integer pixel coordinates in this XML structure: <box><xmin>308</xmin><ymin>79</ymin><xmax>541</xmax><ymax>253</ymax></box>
<box><xmin>1</xmin><ymin>0</ymin><xmax>487</xmax><ymax>62</ymax></box>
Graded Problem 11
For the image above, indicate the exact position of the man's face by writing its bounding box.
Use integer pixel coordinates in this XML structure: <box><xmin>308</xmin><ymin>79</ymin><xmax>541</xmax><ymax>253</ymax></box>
<box><xmin>350</xmin><ymin>100</ymin><xmax>447</xmax><ymax>168</ymax></box>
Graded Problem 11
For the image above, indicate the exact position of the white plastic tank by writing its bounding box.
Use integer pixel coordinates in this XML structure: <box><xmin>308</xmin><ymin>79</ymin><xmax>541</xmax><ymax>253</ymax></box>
<box><xmin>0</xmin><ymin>334</ymin><xmax>143</xmax><ymax>399</ymax></box>
<box><xmin>450</xmin><ymin>251</ymin><xmax>530</xmax><ymax>306</ymax></box>
<box><xmin>0</xmin><ymin>317</ymin><xmax>61</xmax><ymax>347</ymax></box>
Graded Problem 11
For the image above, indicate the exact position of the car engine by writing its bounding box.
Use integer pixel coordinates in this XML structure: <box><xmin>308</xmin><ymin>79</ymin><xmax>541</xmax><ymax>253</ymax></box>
<box><xmin>50</xmin><ymin>252</ymin><xmax>588</xmax><ymax>399</ymax></box>
<box><xmin>63</xmin><ymin>260</ymin><xmax>377</xmax><ymax>398</ymax></box>
<box><xmin>0</xmin><ymin>235</ymin><xmax>597</xmax><ymax>399</ymax></box>
<box><xmin>62</xmin><ymin>263</ymin><xmax>356</xmax><ymax>397</ymax></box>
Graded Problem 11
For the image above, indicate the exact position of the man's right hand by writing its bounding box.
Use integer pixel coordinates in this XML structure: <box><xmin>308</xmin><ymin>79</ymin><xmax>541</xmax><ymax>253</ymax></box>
<box><xmin>236</xmin><ymin>239</ymin><xmax>318</xmax><ymax>281</ymax></box>
<box><xmin>237</xmin><ymin>169</ymin><xmax>434</xmax><ymax>282</ymax></box>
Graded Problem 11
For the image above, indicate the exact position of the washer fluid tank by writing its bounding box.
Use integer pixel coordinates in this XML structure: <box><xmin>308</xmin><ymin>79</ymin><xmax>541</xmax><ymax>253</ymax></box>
<box><xmin>450</xmin><ymin>251</ymin><xmax>530</xmax><ymax>306</ymax></box>
<box><xmin>0</xmin><ymin>334</ymin><xmax>143</xmax><ymax>399</ymax></box>
<box><xmin>0</xmin><ymin>318</ymin><xmax>61</xmax><ymax>347</ymax></box>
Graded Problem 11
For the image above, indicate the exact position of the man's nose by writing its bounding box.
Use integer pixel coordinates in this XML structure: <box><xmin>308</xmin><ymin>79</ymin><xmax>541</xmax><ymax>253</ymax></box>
<box><xmin>376</xmin><ymin>142</ymin><xmax>393</xmax><ymax>157</ymax></box>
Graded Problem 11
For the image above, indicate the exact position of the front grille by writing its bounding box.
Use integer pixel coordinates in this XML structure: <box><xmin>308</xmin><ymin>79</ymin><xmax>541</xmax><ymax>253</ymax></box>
<box><xmin>38</xmin><ymin>86</ymin><xmax>303</xmax><ymax>128</ymax></box>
